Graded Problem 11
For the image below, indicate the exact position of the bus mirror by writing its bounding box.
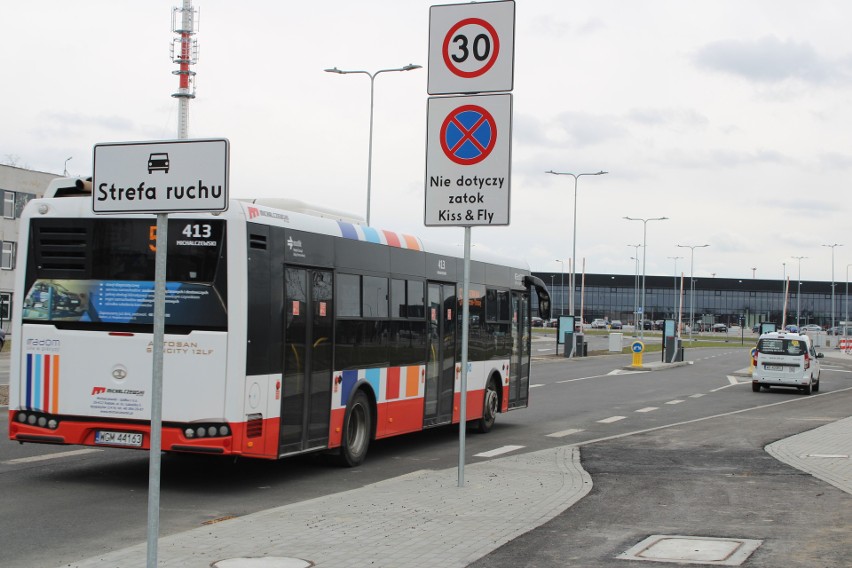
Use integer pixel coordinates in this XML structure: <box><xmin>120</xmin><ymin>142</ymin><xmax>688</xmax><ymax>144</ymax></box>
<box><xmin>539</xmin><ymin>298</ymin><xmax>551</xmax><ymax>320</ymax></box>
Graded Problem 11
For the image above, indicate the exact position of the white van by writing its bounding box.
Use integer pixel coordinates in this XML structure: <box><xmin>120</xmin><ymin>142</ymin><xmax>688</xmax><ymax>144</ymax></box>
<box><xmin>752</xmin><ymin>331</ymin><xmax>823</xmax><ymax>394</ymax></box>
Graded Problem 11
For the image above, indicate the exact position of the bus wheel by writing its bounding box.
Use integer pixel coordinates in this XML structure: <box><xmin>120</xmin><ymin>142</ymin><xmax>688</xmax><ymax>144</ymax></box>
<box><xmin>476</xmin><ymin>379</ymin><xmax>499</xmax><ymax>433</ymax></box>
<box><xmin>339</xmin><ymin>390</ymin><xmax>371</xmax><ymax>467</ymax></box>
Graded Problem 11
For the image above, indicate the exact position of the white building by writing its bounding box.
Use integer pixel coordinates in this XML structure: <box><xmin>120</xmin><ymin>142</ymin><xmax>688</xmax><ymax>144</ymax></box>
<box><xmin>0</xmin><ymin>164</ymin><xmax>59</xmax><ymax>331</ymax></box>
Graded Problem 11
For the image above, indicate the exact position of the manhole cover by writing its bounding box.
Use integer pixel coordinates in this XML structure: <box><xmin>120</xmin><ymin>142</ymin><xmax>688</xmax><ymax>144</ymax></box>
<box><xmin>212</xmin><ymin>558</ymin><xmax>313</xmax><ymax>568</ymax></box>
<box><xmin>617</xmin><ymin>535</ymin><xmax>762</xmax><ymax>566</ymax></box>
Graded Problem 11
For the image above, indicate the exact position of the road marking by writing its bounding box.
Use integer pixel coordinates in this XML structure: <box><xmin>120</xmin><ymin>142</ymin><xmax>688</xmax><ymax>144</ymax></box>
<box><xmin>806</xmin><ymin>453</ymin><xmax>849</xmax><ymax>459</ymax></box>
<box><xmin>529</xmin><ymin>384</ymin><xmax>545</xmax><ymax>388</ymax></box>
<box><xmin>573</xmin><ymin>385</ymin><xmax>852</xmax><ymax>447</ymax></box>
<box><xmin>4</xmin><ymin>448</ymin><xmax>103</xmax><ymax>464</ymax></box>
<box><xmin>598</xmin><ymin>416</ymin><xmax>626</xmax><ymax>424</ymax></box>
<box><xmin>689</xmin><ymin>393</ymin><xmax>705</xmax><ymax>398</ymax></box>
<box><xmin>556</xmin><ymin>374</ymin><xmax>609</xmax><ymax>384</ymax></box>
<box><xmin>635</xmin><ymin>407</ymin><xmax>658</xmax><ymax>413</ymax></box>
<box><xmin>474</xmin><ymin>445</ymin><xmax>525</xmax><ymax>458</ymax></box>
<box><xmin>710</xmin><ymin>378</ymin><xmax>748</xmax><ymax>392</ymax></box>
<box><xmin>546</xmin><ymin>428</ymin><xmax>584</xmax><ymax>438</ymax></box>
<box><xmin>665</xmin><ymin>400</ymin><xmax>684</xmax><ymax>405</ymax></box>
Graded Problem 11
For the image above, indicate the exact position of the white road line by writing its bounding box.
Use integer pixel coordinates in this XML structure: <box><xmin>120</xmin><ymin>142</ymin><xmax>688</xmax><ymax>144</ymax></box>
<box><xmin>474</xmin><ymin>445</ymin><xmax>525</xmax><ymax>458</ymax></box>
<box><xmin>546</xmin><ymin>428</ymin><xmax>585</xmax><ymax>438</ymax></box>
<box><xmin>727</xmin><ymin>376</ymin><xmax>739</xmax><ymax>385</ymax></box>
<box><xmin>635</xmin><ymin>407</ymin><xmax>658</xmax><ymax>413</ymax></box>
<box><xmin>665</xmin><ymin>400</ymin><xmax>684</xmax><ymax>405</ymax></box>
<box><xmin>529</xmin><ymin>384</ymin><xmax>545</xmax><ymax>388</ymax></box>
<box><xmin>573</xmin><ymin>385</ymin><xmax>852</xmax><ymax>448</ymax></box>
<box><xmin>689</xmin><ymin>393</ymin><xmax>705</xmax><ymax>398</ymax></box>
<box><xmin>710</xmin><ymin>379</ymin><xmax>749</xmax><ymax>392</ymax></box>
<box><xmin>598</xmin><ymin>416</ymin><xmax>626</xmax><ymax>424</ymax></box>
<box><xmin>4</xmin><ymin>448</ymin><xmax>103</xmax><ymax>465</ymax></box>
<box><xmin>556</xmin><ymin>374</ymin><xmax>608</xmax><ymax>384</ymax></box>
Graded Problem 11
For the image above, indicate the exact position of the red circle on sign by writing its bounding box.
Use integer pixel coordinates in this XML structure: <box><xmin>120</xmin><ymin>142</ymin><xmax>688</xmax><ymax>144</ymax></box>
<box><xmin>442</xmin><ymin>17</ymin><xmax>501</xmax><ymax>79</ymax></box>
<box><xmin>439</xmin><ymin>104</ymin><xmax>497</xmax><ymax>165</ymax></box>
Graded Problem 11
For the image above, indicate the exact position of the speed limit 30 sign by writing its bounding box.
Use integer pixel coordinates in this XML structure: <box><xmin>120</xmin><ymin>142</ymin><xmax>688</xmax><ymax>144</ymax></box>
<box><xmin>428</xmin><ymin>0</ymin><xmax>515</xmax><ymax>95</ymax></box>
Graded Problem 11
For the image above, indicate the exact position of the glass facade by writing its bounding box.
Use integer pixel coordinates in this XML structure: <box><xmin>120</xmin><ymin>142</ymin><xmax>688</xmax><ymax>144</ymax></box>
<box><xmin>533</xmin><ymin>272</ymin><xmax>846</xmax><ymax>328</ymax></box>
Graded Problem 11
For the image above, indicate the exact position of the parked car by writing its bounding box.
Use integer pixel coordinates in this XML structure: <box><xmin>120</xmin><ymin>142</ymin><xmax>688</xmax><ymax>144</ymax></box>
<box><xmin>712</xmin><ymin>323</ymin><xmax>728</xmax><ymax>332</ymax></box>
<box><xmin>752</xmin><ymin>324</ymin><xmax>760</xmax><ymax>333</ymax></box>
<box><xmin>800</xmin><ymin>324</ymin><xmax>822</xmax><ymax>332</ymax></box>
<box><xmin>610</xmin><ymin>320</ymin><xmax>623</xmax><ymax>329</ymax></box>
<box><xmin>654</xmin><ymin>320</ymin><xmax>665</xmax><ymax>330</ymax></box>
<box><xmin>532</xmin><ymin>317</ymin><xmax>543</xmax><ymax>327</ymax></box>
<box><xmin>785</xmin><ymin>324</ymin><xmax>799</xmax><ymax>333</ymax></box>
<box><xmin>547</xmin><ymin>319</ymin><xmax>560</xmax><ymax>328</ymax></box>
<box><xmin>752</xmin><ymin>331</ymin><xmax>822</xmax><ymax>394</ymax></box>
<box><xmin>591</xmin><ymin>318</ymin><xmax>607</xmax><ymax>329</ymax></box>
<box><xmin>642</xmin><ymin>320</ymin><xmax>654</xmax><ymax>330</ymax></box>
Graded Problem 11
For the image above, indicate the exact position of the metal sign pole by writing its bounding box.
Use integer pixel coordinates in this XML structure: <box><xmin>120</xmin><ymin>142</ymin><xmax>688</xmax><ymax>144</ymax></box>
<box><xmin>458</xmin><ymin>226</ymin><xmax>471</xmax><ymax>487</ymax></box>
<box><xmin>146</xmin><ymin>213</ymin><xmax>168</xmax><ymax>567</ymax></box>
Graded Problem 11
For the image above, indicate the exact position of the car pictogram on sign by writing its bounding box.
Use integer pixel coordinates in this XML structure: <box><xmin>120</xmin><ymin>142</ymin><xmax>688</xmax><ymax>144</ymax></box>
<box><xmin>439</xmin><ymin>104</ymin><xmax>497</xmax><ymax>165</ymax></box>
<box><xmin>148</xmin><ymin>153</ymin><xmax>170</xmax><ymax>174</ymax></box>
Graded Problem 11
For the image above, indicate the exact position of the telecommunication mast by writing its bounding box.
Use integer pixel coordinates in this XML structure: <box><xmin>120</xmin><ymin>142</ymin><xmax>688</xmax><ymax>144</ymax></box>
<box><xmin>171</xmin><ymin>0</ymin><xmax>198</xmax><ymax>140</ymax></box>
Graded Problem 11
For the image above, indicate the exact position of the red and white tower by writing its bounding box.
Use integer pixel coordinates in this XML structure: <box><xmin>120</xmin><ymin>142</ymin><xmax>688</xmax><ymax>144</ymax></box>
<box><xmin>171</xmin><ymin>0</ymin><xmax>198</xmax><ymax>140</ymax></box>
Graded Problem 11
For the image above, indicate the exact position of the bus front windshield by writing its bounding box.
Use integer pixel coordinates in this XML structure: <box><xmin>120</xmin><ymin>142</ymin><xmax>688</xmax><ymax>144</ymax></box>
<box><xmin>22</xmin><ymin>218</ymin><xmax>227</xmax><ymax>330</ymax></box>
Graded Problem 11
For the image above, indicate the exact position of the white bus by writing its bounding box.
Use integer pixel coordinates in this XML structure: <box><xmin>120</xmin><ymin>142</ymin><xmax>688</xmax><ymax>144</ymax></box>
<box><xmin>8</xmin><ymin>179</ymin><xmax>550</xmax><ymax>465</ymax></box>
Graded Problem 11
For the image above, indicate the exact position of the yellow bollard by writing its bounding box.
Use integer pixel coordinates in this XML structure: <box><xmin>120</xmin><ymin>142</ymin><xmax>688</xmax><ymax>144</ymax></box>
<box><xmin>630</xmin><ymin>341</ymin><xmax>645</xmax><ymax>367</ymax></box>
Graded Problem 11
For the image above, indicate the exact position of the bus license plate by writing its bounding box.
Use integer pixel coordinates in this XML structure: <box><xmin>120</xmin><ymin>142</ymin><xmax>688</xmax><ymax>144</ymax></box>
<box><xmin>95</xmin><ymin>431</ymin><xmax>143</xmax><ymax>447</ymax></box>
<box><xmin>764</xmin><ymin>365</ymin><xmax>783</xmax><ymax>371</ymax></box>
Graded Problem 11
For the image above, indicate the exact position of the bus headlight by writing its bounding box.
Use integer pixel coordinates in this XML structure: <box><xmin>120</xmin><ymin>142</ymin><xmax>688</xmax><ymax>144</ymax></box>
<box><xmin>195</xmin><ymin>426</ymin><xmax>206</xmax><ymax>438</ymax></box>
<box><xmin>184</xmin><ymin>428</ymin><xmax>195</xmax><ymax>439</ymax></box>
<box><xmin>218</xmin><ymin>425</ymin><xmax>230</xmax><ymax>437</ymax></box>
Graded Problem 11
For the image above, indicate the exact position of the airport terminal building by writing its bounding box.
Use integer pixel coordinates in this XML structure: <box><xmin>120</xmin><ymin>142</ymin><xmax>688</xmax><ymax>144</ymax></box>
<box><xmin>532</xmin><ymin>271</ymin><xmax>845</xmax><ymax>329</ymax></box>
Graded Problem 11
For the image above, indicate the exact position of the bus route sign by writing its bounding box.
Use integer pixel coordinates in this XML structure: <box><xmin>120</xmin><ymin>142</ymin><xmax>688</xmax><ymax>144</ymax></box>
<box><xmin>93</xmin><ymin>138</ymin><xmax>229</xmax><ymax>214</ymax></box>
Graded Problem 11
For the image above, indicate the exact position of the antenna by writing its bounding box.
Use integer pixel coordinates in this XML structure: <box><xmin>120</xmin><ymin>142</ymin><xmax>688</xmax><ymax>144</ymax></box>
<box><xmin>170</xmin><ymin>0</ymin><xmax>199</xmax><ymax>139</ymax></box>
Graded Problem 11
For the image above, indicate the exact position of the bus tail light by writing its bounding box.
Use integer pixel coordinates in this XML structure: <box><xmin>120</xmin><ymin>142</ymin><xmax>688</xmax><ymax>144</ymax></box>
<box><xmin>15</xmin><ymin>411</ymin><xmax>61</xmax><ymax>430</ymax></box>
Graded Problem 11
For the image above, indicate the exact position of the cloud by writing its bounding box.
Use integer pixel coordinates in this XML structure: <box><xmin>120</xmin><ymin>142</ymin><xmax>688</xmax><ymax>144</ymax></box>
<box><xmin>693</xmin><ymin>36</ymin><xmax>836</xmax><ymax>84</ymax></box>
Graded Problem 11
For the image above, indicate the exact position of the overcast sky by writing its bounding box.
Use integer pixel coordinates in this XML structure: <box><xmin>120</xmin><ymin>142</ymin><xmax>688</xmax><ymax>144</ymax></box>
<box><xmin>2</xmin><ymin>0</ymin><xmax>850</xmax><ymax>282</ymax></box>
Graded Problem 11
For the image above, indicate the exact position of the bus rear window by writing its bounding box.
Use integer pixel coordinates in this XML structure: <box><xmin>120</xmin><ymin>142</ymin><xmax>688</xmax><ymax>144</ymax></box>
<box><xmin>758</xmin><ymin>338</ymin><xmax>806</xmax><ymax>356</ymax></box>
<box><xmin>24</xmin><ymin>218</ymin><xmax>227</xmax><ymax>329</ymax></box>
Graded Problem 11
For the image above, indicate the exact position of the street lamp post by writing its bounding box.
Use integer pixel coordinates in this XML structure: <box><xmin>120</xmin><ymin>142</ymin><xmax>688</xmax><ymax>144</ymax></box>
<box><xmin>846</xmin><ymin>264</ymin><xmax>852</xmax><ymax>340</ymax></box>
<box><xmin>325</xmin><ymin>64</ymin><xmax>422</xmax><ymax>226</ymax></box>
<box><xmin>628</xmin><ymin>244</ymin><xmax>641</xmax><ymax>330</ymax></box>
<box><xmin>677</xmin><ymin>243</ymin><xmax>709</xmax><ymax>340</ymax></box>
<box><xmin>546</xmin><ymin>170</ymin><xmax>607</xmax><ymax>318</ymax></box>
<box><xmin>624</xmin><ymin>216</ymin><xmax>669</xmax><ymax>338</ymax></box>
<box><xmin>792</xmin><ymin>256</ymin><xmax>807</xmax><ymax>327</ymax></box>
<box><xmin>668</xmin><ymin>256</ymin><xmax>683</xmax><ymax>321</ymax></box>
<box><xmin>822</xmin><ymin>243</ymin><xmax>843</xmax><ymax>335</ymax></box>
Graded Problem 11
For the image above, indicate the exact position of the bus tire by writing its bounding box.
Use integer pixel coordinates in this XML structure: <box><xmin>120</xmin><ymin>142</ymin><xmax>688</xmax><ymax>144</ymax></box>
<box><xmin>475</xmin><ymin>377</ymin><xmax>500</xmax><ymax>434</ymax></box>
<box><xmin>338</xmin><ymin>390</ymin><xmax>371</xmax><ymax>467</ymax></box>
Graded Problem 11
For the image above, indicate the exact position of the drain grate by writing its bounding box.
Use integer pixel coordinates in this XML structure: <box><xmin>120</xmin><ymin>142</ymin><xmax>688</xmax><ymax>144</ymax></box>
<box><xmin>617</xmin><ymin>535</ymin><xmax>762</xmax><ymax>566</ymax></box>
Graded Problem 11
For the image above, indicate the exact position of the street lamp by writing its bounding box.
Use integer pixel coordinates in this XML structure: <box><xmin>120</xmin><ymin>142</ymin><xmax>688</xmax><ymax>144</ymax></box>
<box><xmin>546</xmin><ymin>170</ymin><xmax>608</xmax><ymax>318</ymax></box>
<box><xmin>822</xmin><ymin>243</ymin><xmax>843</xmax><ymax>334</ymax></box>
<box><xmin>668</xmin><ymin>256</ymin><xmax>683</xmax><ymax>322</ymax></box>
<box><xmin>624</xmin><ymin>216</ymin><xmax>668</xmax><ymax>338</ymax></box>
<box><xmin>325</xmin><ymin>63</ymin><xmax>422</xmax><ymax>226</ymax></box>
<box><xmin>677</xmin><ymin>243</ymin><xmax>709</xmax><ymax>340</ymax></box>
<box><xmin>792</xmin><ymin>256</ymin><xmax>808</xmax><ymax>327</ymax></box>
<box><xmin>846</xmin><ymin>264</ymin><xmax>852</xmax><ymax>339</ymax></box>
<box><xmin>63</xmin><ymin>156</ymin><xmax>72</xmax><ymax>176</ymax></box>
<box><xmin>555</xmin><ymin>259</ymin><xmax>566</xmax><ymax>315</ymax></box>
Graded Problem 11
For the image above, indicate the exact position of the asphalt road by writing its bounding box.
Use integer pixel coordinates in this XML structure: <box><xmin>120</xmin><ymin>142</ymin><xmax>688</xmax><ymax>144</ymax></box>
<box><xmin>2</xmin><ymin>346</ymin><xmax>851</xmax><ymax>567</ymax></box>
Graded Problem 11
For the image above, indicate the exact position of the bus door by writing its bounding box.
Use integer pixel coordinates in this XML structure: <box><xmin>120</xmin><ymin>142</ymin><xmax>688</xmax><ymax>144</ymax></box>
<box><xmin>424</xmin><ymin>282</ymin><xmax>456</xmax><ymax>426</ymax></box>
<box><xmin>280</xmin><ymin>267</ymin><xmax>333</xmax><ymax>455</ymax></box>
<box><xmin>509</xmin><ymin>291</ymin><xmax>531</xmax><ymax>409</ymax></box>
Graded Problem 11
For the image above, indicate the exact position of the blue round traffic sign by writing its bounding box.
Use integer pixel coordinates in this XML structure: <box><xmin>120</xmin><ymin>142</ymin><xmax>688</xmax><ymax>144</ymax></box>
<box><xmin>440</xmin><ymin>104</ymin><xmax>497</xmax><ymax>165</ymax></box>
<box><xmin>631</xmin><ymin>341</ymin><xmax>645</xmax><ymax>353</ymax></box>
